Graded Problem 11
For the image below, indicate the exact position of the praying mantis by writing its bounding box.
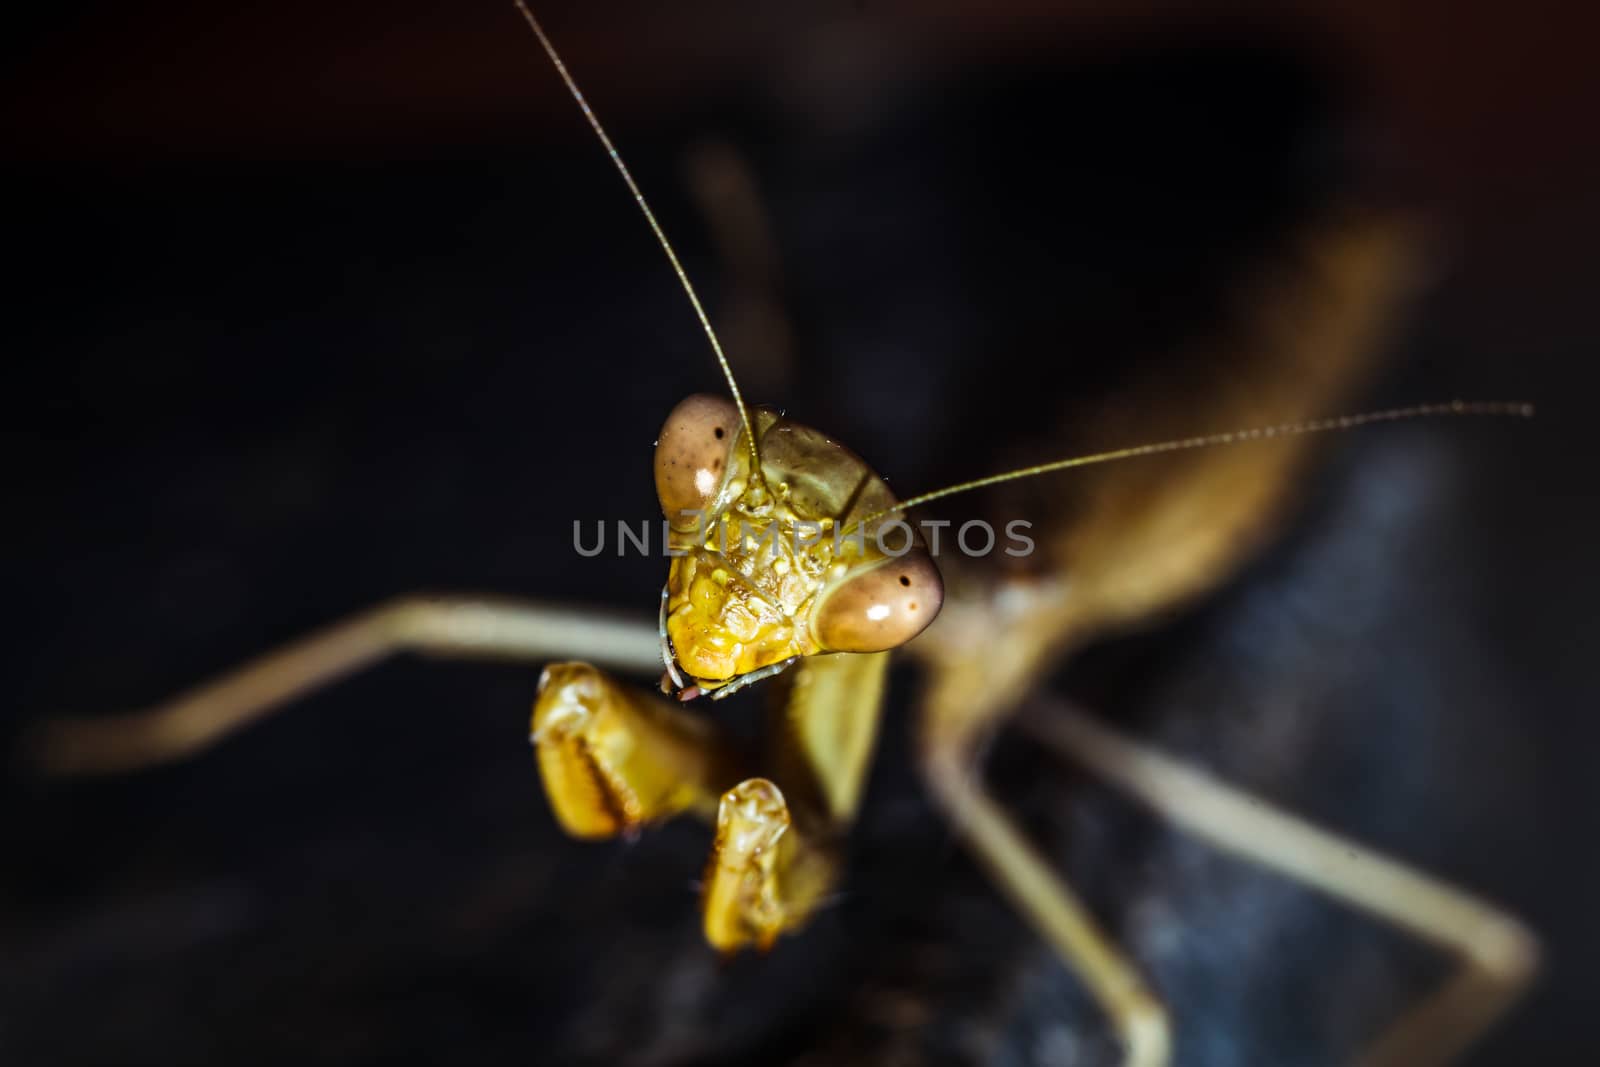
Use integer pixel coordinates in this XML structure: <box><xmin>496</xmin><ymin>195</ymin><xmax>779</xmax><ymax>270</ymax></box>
<box><xmin>18</xmin><ymin>5</ymin><xmax>1543</xmax><ymax>1065</ymax></box>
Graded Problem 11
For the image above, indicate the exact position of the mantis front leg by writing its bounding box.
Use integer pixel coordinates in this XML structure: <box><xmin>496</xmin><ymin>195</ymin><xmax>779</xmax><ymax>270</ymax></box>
<box><xmin>532</xmin><ymin>652</ymin><xmax>890</xmax><ymax>952</ymax></box>
<box><xmin>703</xmin><ymin>650</ymin><xmax>890</xmax><ymax>951</ymax></box>
<box><xmin>532</xmin><ymin>663</ymin><xmax>741</xmax><ymax>838</ymax></box>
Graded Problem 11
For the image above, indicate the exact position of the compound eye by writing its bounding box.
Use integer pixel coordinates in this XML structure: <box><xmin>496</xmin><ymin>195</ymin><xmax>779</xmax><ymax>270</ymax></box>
<box><xmin>812</xmin><ymin>550</ymin><xmax>944</xmax><ymax>653</ymax></box>
<box><xmin>654</xmin><ymin>394</ymin><xmax>740</xmax><ymax>527</ymax></box>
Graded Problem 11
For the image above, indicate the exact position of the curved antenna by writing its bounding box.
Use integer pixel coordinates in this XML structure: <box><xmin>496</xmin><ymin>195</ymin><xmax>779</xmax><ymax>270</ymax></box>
<box><xmin>849</xmin><ymin>401</ymin><xmax>1535</xmax><ymax>532</ymax></box>
<box><xmin>514</xmin><ymin>2</ymin><xmax>763</xmax><ymax>478</ymax></box>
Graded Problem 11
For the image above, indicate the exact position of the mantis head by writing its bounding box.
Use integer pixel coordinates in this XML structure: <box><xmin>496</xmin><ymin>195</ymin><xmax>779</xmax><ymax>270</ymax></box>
<box><xmin>653</xmin><ymin>394</ymin><xmax>943</xmax><ymax>696</ymax></box>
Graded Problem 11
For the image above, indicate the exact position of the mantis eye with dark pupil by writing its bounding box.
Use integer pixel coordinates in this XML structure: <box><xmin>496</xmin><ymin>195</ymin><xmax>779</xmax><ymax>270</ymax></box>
<box><xmin>812</xmin><ymin>550</ymin><xmax>944</xmax><ymax>653</ymax></box>
<box><xmin>653</xmin><ymin>394</ymin><xmax>739</xmax><ymax>528</ymax></box>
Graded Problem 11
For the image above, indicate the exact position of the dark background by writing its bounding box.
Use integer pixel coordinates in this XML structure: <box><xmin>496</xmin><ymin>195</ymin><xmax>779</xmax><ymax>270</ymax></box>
<box><xmin>4</xmin><ymin>2</ymin><xmax>1597</xmax><ymax>1064</ymax></box>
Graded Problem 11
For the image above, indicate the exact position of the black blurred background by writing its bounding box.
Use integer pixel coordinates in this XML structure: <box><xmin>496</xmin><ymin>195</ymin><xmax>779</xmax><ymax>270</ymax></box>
<box><xmin>4</xmin><ymin>2</ymin><xmax>1598</xmax><ymax>1064</ymax></box>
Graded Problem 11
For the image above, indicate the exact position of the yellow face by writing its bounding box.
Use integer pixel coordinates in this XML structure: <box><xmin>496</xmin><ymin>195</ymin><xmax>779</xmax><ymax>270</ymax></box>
<box><xmin>653</xmin><ymin>395</ymin><xmax>943</xmax><ymax>691</ymax></box>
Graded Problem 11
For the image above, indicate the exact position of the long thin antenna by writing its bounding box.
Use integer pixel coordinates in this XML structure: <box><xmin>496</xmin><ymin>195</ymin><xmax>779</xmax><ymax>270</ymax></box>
<box><xmin>850</xmin><ymin>401</ymin><xmax>1535</xmax><ymax>531</ymax></box>
<box><xmin>514</xmin><ymin>2</ymin><xmax>763</xmax><ymax>477</ymax></box>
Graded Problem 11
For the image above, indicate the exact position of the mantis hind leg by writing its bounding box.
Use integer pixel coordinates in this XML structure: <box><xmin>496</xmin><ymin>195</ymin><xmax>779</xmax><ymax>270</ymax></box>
<box><xmin>30</xmin><ymin>596</ymin><xmax>663</xmax><ymax>775</ymax></box>
<box><xmin>1018</xmin><ymin>697</ymin><xmax>1538</xmax><ymax>1066</ymax></box>
<box><xmin>919</xmin><ymin>729</ymin><xmax>1173</xmax><ymax>1067</ymax></box>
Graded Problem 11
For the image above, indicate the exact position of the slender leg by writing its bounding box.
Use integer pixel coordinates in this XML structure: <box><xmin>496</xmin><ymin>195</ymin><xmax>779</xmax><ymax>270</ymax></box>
<box><xmin>1018</xmin><ymin>698</ymin><xmax>1538</xmax><ymax>1067</ymax></box>
<box><xmin>920</xmin><ymin>734</ymin><xmax>1173</xmax><ymax>1067</ymax></box>
<box><xmin>31</xmin><ymin>595</ymin><xmax>661</xmax><ymax>776</ymax></box>
<box><xmin>910</xmin><ymin>617</ymin><xmax>1172</xmax><ymax>1067</ymax></box>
